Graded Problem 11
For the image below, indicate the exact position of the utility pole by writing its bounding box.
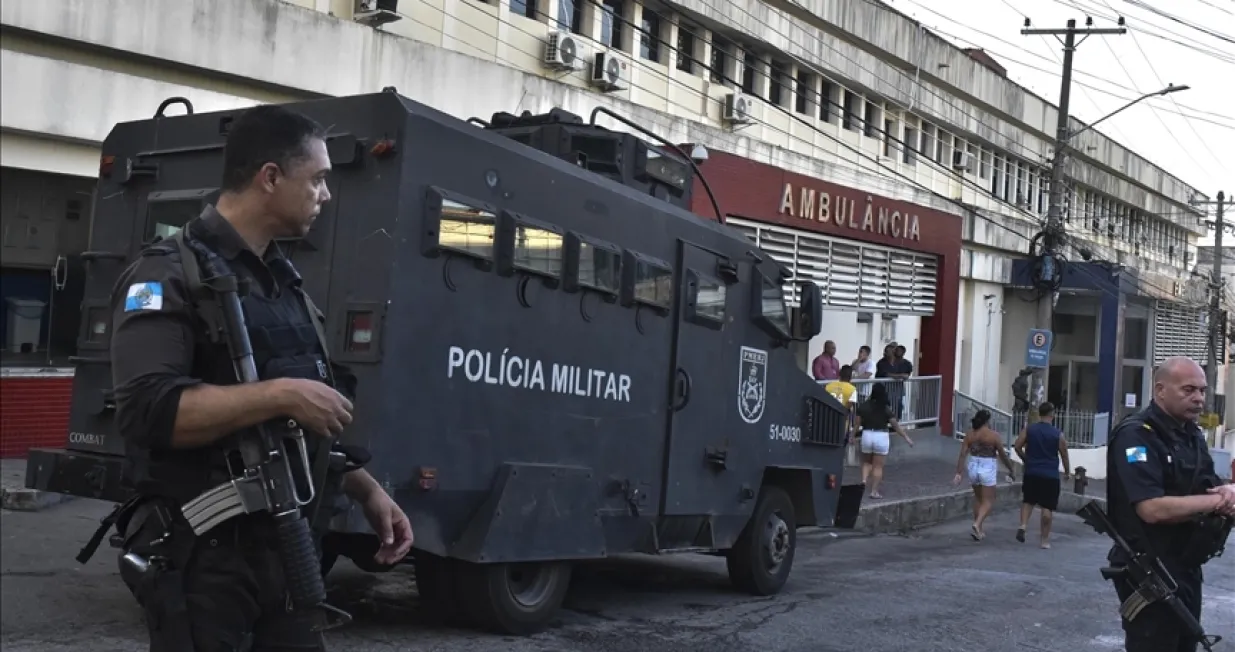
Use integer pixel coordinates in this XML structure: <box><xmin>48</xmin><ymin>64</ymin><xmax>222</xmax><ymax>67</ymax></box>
<box><xmin>1207</xmin><ymin>191</ymin><xmax>1226</xmax><ymax>417</ymax></box>
<box><xmin>1020</xmin><ymin>17</ymin><xmax>1126</xmax><ymax>420</ymax></box>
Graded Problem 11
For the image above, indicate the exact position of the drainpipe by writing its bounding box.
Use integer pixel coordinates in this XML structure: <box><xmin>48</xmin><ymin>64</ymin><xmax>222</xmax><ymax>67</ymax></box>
<box><xmin>983</xmin><ymin>294</ymin><xmax>997</xmax><ymax>405</ymax></box>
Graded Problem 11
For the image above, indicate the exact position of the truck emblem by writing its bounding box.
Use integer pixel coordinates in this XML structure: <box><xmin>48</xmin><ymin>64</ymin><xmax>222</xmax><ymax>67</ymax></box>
<box><xmin>737</xmin><ymin>346</ymin><xmax>768</xmax><ymax>424</ymax></box>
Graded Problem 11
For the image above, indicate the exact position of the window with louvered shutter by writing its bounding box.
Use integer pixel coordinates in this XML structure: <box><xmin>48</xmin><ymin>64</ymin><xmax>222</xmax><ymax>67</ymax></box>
<box><xmin>1152</xmin><ymin>300</ymin><xmax>1216</xmax><ymax>365</ymax></box>
<box><xmin>724</xmin><ymin>217</ymin><xmax>939</xmax><ymax>315</ymax></box>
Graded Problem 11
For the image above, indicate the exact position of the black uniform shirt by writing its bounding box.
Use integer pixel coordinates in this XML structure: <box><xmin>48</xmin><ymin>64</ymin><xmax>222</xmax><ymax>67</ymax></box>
<box><xmin>1106</xmin><ymin>400</ymin><xmax>1216</xmax><ymax>560</ymax></box>
<box><xmin>110</xmin><ymin>205</ymin><xmax>301</xmax><ymax>452</ymax></box>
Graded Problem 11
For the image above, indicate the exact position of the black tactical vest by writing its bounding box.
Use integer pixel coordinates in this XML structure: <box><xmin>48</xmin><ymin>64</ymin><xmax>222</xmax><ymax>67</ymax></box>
<box><xmin>124</xmin><ymin>238</ymin><xmax>332</xmax><ymax>505</ymax></box>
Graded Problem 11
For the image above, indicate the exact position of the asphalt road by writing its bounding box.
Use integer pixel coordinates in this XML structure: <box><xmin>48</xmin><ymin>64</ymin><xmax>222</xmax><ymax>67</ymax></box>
<box><xmin>2</xmin><ymin>498</ymin><xmax>1232</xmax><ymax>652</ymax></box>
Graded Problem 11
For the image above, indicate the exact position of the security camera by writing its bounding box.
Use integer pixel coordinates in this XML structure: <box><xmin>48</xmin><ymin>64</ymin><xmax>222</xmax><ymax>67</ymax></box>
<box><xmin>690</xmin><ymin>144</ymin><xmax>709</xmax><ymax>165</ymax></box>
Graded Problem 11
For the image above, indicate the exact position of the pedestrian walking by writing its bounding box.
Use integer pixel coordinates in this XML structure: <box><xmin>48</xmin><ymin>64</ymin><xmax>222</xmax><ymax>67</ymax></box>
<box><xmin>954</xmin><ymin>409</ymin><xmax>1017</xmax><ymax>541</ymax></box>
<box><xmin>1014</xmin><ymin>401</ymin><xmax>1071</xmax><ymax>548</ymax></box>
<box><xmin>853</xmin><ymin>383</ymin><xmax>914</xmax><ymax>499</ymax></box>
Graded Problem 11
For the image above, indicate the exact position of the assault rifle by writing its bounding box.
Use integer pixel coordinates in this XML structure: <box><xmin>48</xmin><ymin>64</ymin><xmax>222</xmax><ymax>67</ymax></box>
<box><xmin>1076</xmin><ymin>500</ymin><xmax>1221</xmax><ymax>652</ymax></box>
<box><xmin>175</xmin><ymin>227</ymin><xmax>351</xmax><ymax>631</ymax></box>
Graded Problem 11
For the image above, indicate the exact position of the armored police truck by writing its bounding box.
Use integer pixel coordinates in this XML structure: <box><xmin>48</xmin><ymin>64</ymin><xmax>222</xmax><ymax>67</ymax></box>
<box><xmin>25</xmin><ymin>89</ymin><xmax>856</xmax><ymax>635</ymax></box>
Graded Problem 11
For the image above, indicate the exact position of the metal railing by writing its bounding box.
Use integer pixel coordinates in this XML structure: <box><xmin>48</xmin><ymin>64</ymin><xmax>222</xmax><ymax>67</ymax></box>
<box><xmin>819</xmin><ymin>376</ymin><xmax>941</xmax><ymax>468</ymax></box>
<box><xmin>817</xmin><ymin>375</ymin><xmax>943</xmax><ymax>428</ymax></box>
<box><xmin>953</xmin><ymin>391</ymin><xmax>1016</xmax><ymax>447</ymax></box>
<box><xmin>953</xmin><ymin>391</ymin><xmax>1110</xmax><ymax>449</ymax></box>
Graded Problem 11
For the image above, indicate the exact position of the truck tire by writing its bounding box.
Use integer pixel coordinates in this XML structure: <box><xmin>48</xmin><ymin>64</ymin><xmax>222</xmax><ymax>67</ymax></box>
<box><xmin>726</xmin><ymin>485</ymin><xmax>796</xmax><ymax>596</ymax></box>
<box><xmin>456</xmin><ymin>560</ymin><xmax>572</xmax><ymax>636</ymax></box>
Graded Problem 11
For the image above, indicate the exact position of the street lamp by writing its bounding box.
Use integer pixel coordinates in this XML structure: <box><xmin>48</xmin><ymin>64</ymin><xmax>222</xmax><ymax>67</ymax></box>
<box><xmin>1067</xmin><ymin>83</ymin><xmax>1190</xmax><ymax>141</ymax></box>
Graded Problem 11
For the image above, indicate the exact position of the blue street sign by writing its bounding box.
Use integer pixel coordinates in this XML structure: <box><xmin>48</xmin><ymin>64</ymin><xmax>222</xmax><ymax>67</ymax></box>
<box><xmin>1025</xmin><ymin>329</ymin><xmax>1053</xmax><ymax>368</ymax></box>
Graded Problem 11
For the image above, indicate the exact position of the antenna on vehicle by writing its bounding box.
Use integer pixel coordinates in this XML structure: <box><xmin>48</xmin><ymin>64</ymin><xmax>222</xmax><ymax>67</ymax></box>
<box><xmin>586</xmin><ymin>106</ymin><xmax>724</xmax><ymax>225</ymax></box>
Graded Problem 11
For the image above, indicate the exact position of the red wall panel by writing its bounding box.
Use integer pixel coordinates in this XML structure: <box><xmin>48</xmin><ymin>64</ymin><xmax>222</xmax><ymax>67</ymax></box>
<box><xmin>0</xmin><ymin>376</ymin><xmax>72</xmax><ymax>458</ymax></box>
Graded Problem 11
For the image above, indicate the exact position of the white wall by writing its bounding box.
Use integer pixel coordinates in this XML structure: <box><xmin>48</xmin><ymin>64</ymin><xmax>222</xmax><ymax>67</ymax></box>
<box><xmin>997</xmin><ymin>290</ymin><xmax>1037</xmax><ymax>409</ymax></box>
<box><xmin>809</xmin><ymin>309</ymin><xmax>921</xmax><ymax>373</ymax></box>
<box><xmin>955</xmin><ymin>279</ymin><xmax>1005</xmax><ymax>406</ymax></box>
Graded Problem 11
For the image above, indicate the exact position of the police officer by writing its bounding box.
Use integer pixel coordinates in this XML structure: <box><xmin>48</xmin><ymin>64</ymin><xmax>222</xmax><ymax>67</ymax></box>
<box><xmin>106</xmin><ymin>104</ymin><xmax>415</xmax><ymax>650</ymax></box>
<box><xmin>1105</xmin><ymin>356</ymin><xmax>1235</xmax><ymax>652</ymax></box>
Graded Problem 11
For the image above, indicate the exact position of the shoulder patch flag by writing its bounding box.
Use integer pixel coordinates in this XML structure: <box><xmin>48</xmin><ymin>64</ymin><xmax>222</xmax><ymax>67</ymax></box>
<box><xmin>124</xmin><ymin>282</ymin><xmax>164</xmax><ymax>312</ymax></box>
<box><xmin>1125</xmin><ymin>446</ymin><xmax>1148</xmax><ymax>464</ymax></box>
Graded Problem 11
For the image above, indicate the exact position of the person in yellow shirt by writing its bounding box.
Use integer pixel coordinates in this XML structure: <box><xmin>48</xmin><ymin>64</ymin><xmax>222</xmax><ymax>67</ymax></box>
<box><xmin>825</xmin><ymin>365</ymin><xmax>858</xmax><ymax>412</ymax></box>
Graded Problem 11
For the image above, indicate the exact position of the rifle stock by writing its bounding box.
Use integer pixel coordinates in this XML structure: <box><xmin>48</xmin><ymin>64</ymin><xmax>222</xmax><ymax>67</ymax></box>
<box><xmin>1075</xmin><ymin>500</ymin><xmax>1221</xmax><ymax>652</ymax></box>
<box><xmin>177</xmin><ymin>229</ymin><xmax>351</xmax><ymax>632</ymax></box>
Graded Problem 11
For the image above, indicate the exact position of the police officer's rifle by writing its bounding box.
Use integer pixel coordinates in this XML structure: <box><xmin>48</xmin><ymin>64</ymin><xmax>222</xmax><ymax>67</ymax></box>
<box><xmin>1076</xmin><ymin>500</ymin><xmax>1221</xmax><ymax>652</ymax></box>
<box><xmin>176</xmin><ymin>227</ymin><xmax>352</xmax><ymax>631</ymax></box>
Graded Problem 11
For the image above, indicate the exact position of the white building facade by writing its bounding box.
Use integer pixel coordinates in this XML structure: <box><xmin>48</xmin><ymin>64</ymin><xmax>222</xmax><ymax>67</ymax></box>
<box><xmin>0</xmin><ymin>0</ymin><xmax>1210</xmax><ymax>437</ymax></box>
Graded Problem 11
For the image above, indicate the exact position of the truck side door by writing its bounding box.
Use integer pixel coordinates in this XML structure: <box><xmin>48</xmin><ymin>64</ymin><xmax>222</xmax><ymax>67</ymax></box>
<box><xmin>662</xmin><ymin>240</ymin><xmax>747</xmax><ymax>517</ymax></box>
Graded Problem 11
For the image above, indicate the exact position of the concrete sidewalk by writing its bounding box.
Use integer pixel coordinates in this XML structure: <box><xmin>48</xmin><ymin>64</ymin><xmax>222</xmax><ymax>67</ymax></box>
<box><xmin>839</xmin><ymin>457</ymin><xmax>1106</xmax><ymax>535</ymax></box>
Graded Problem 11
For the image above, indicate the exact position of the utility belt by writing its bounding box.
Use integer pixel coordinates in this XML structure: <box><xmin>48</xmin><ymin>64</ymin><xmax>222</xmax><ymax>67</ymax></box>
<box><xmin>74</xmin><ymin>441</ymin><xmax>365</xmax><ymax>652</ymax></box>
<box><xmin>82</xmin><ymin>440</ymin><xmax>370</xmax><ymax>565</ymax></box>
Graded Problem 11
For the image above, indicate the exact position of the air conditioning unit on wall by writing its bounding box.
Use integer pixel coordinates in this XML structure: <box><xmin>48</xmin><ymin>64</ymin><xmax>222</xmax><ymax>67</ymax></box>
<box><xmin>723</xmin><ymin>92</ymin><xmax>754</xmax><ymax>125</ymax></box>
<box><xmin>544</xmin><ymin>30</ymin><xmax>585</xmax><ymax>71</ymax></box>
<box><xmin>590</xmin><ymin>51</ymin><xmax>629</xmax><ymax>91</ymax></box>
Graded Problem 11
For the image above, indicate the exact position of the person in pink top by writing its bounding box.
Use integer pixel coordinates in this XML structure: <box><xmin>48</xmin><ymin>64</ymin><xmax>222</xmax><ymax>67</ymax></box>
<box><xmin>812</xmin><ymin>340</ymin><xmax>841</xmax><ymax>381</ymax></box>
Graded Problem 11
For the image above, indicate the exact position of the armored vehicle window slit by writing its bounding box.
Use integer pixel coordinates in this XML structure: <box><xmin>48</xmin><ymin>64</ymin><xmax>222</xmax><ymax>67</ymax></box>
<box><xmin>620</xmin><ymin>250</ymin><xmax>673</xmax><ymax>314</ymax></box>
<box><xmin>684</xmin><ymin>271</ymin><xmax>726</xmax><ymax>328</ymax></box>
<box><xmin>496</xmin><ymin>211</ymin><xmax>564</xmax><ymax>283</ymax></box>
<box><xmin>422</xmin><ymin>186</ymin><xmax>497</xmax><ymax>266</ymax></box>
<box><xmin>563</xmin><ymin>232</ymin><xmax>622</xmax><ymax>299</ymax></box>
<box><xmin>144</xmin><ymin>188</ymin><xmax>218</xmax><ymax>243</ymax></box>
<box><xmin>751</xmin><ymin>268</ymin><xmax>792</xmax><ymax>339</ymax></box>
<box><xmin>79</xmin><ymin>302</ymin><xmax>111</xmax><ymax>349</ymax></box>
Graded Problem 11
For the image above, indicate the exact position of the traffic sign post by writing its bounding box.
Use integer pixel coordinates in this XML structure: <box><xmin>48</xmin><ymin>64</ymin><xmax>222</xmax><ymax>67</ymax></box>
<box><xmin>1025</xmin><ymin>329</ymin><xmax>1053</xmax><ymax>369</ymax></box>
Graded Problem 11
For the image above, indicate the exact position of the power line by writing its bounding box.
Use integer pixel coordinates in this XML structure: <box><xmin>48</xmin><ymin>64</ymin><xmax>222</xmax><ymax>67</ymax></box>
<box><xmin>1054</xmin><ymin>0</ymin><xmax>1235</xmax><ymax>61</ymax></box>
<box><xmin>1121</xmin><ymin>0</ymin><xmax>1235</xmax><ymax>45</ymax></box>
<box><xmin>396</xmin><ymin>0</ymin><xmax>1206</xmax><ymax>308</ymax></box>
<box><xmin>666</xmin><ymin>0</ymin><xmax>1209</xmax><ymax>296</ymax></box>
<box><xmin>665</xmin><ymin>0</ymin><xmax>1210</xmax><ymax>241</ymax></box>
<box><xmin>574</xmin><ymin>1</ymin><xmax>1206</xmax><ymax>304</ymax></box>
<box><xmin>891</xmin><ymin>0</ymin><xmax>1235</xmax><ymax>126</ymax></box>
<box><xmin>671</xmin><ymin>0</ymin><xmax>1054</xmax><ymax>166</ymax></box>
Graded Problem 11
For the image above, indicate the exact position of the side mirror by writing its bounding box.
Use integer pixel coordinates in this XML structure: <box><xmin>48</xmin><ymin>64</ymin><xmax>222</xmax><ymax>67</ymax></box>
<box><xmin>792</xmin><ymin>280</ymin><xmax>823</xmax><ymax>340</ymax></box>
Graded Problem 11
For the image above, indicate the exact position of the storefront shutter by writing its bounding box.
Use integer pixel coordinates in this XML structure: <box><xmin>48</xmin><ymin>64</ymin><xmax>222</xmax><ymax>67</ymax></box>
<box><xmin>725</xmin><ymin>217</ymin><xmax>938</xmax><ymax>316</ymax></box>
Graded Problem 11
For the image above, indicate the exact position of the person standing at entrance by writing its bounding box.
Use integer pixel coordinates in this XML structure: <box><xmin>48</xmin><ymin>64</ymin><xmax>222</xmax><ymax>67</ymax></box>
<box><xmin>852</xmin><ymin>345</ymin><xmax>876</xmax><ymax>380</ymax></box>
<box><xmin>1013</xmin><ymin>402</ymin><xmax>1071</xmax><ymax>548</ymax></box>
<box><xmin>812</xmin><ymin>340</ymin><xmax>840</xmax><ymax>382</ymax></box>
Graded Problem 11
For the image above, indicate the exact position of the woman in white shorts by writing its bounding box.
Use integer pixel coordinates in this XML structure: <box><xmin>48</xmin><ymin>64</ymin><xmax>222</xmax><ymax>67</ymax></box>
<box><xmin>953</xmin><ymin>410</ymin><xmax>1017</xmax><ymax>540</ymax></box>
<box><xmin>852</xmin><ymin>383</ymin><xmax>914</xmax><ymax>499</ymax></box>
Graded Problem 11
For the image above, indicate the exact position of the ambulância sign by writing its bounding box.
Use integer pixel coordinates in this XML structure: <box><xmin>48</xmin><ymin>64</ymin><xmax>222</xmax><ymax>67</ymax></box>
<box><xmin>777</xmin><ymin>182</ymin><xmax>922</xmax><ymax>242</ymax></box>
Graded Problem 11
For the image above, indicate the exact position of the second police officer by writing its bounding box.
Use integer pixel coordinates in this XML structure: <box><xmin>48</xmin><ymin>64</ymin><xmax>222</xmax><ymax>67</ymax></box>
<box><xmin>102</xmin><ymin>104</ymin><xmax>415</xmax><ymax>650</ymax></box>
<box><xmin>1105</xmin><ymin>355</ymin><xmax>1235</xmax><ymax>652</ymax></box>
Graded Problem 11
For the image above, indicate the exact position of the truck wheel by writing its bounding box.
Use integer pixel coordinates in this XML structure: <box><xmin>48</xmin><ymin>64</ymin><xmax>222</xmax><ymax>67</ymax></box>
<box><xmin>456</xmin><ymin>560</ymin><xmax>572</xmax><ymax>636</ymax></box>
<box><xmin>726</xmin><ymin>485</ymin><xmax>797</xmax><ymax>596</ymax></box>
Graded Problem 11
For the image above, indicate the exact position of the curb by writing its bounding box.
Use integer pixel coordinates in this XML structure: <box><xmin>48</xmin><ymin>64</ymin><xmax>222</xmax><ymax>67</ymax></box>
<box><xmin>0</xmin><ymin>486</ymin><xmax>75</xmax><ymax>512</ymax></box>
<box><xmin>847</xmin><ymin>485</ymin><xmax>1106</xmax><ymax>535</ymax></box>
